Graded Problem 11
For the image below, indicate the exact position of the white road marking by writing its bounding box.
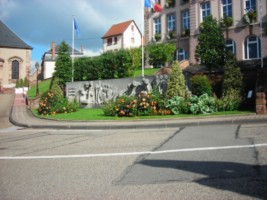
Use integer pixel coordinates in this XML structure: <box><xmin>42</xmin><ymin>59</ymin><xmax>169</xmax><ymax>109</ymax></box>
<box><xmin>0</xmin><ymin>143</ymin><xmax>267</xmax><ymax>160</ymax></box>
<box><xmin>0</xmin><ymin>129</ymin><xmax>103</xmax><ymax>133</ymax></box>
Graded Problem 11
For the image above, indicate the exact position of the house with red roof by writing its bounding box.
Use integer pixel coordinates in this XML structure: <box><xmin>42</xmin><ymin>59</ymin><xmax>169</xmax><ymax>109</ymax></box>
<box><xmin>102</xmin><ymin>20</ymin><xmax>142</xmax><ymax>52</ymax></box>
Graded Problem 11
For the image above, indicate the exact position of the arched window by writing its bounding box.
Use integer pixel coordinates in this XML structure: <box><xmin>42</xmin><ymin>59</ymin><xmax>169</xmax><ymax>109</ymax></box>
<box><xmin>225</xmin><ymin>39</ymin><xmax>236</xmax><ymax>55</ymax></box>
<box><xmin>176</xmin><ymin>48</ymin><xmax>188</xmax><ymax>61</ymax></box>
<box><xmin>245</xmin><ymin>35</ymin><xmax>261</xmax><ymax>59</ymax></box>
<box><xmin>12</xmin><ymin>60</ymin><xmax>19</xmax><ymax>79</ymax></box>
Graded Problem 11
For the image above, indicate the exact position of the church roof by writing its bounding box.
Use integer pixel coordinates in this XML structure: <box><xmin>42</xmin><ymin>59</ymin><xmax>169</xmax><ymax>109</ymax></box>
<box><xmin>0</xmin><ymin>20</ymin><xmax>32</xmax><ymax>49</ymax></box>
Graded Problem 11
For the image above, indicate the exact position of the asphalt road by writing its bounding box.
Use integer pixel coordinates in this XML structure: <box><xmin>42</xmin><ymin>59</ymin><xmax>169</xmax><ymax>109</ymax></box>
<box><xmin>0</xmin><ymin>124</ymin><xmax>266</xmax><ymax>200</ymax></box>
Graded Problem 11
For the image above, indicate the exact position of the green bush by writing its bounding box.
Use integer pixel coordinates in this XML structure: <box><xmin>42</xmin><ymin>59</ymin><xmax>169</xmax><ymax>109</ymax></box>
<box><xmin>38</xmin><ymin>80</ymin><xmax>79</xmax><ymax>115</ymax></box>
<box><xmin>166</xmin><ymin>61</ymin><xmax>186</xmax><ymax>98</ymax></box>
<box><xmin>165</xmin><ymin>93</ymin><xmax>216</xmax><ymax>115</ymax></box>
<box><xmin>102</xmin><ymin>100</ymin><xmax>117</xmax><ymax>116</ymax></box>
<box><xmin>215</xmin><ymin>96</ymin><xmax>241</xmax><ymax>111</ymax></box>
<box><xmin>191</xmin><ymin>75</ymin><xmax>212</xmax><ymax>96</ymax></box>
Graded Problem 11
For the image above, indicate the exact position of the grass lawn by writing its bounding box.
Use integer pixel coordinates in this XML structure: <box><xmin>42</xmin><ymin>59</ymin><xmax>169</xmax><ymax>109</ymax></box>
<box><xmin>134</xmin><ymin>68</ymin><xmax>159</xmax><ymax>77</ymax></box>
<box><xmin>32</xmin><ymin>108</ymin><xmax>254</xmax><ymax>121</ymax></box>
<box><xmin>28</xmin><ymin>79</ymin><xmax>51</xmax><ymax>99</ymax></box>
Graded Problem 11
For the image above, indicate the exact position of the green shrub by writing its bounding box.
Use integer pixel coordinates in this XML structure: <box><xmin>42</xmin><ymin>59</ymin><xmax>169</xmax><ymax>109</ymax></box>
<box><xmin>165</xmin><ymin>93</ymin><xmax>216</xmax><ymax>115</ymax></box>
<box><xmin>102</xmin><ymin>100</ymin><xmax>117</xmax><ymax>116</ymax></box>
<box><xmin>191</xmin><ymin>75</ymin><xmax>212</xmax><ymax>96</ymax></box>
<box><xmin>38</xmin><ymin>80</ymin><xmax>79</xmax><ymax>115</ymax></box>
<box><xmin>222</xmin><ymin>52</ymin><xmax>243</xmax><ymax>99</ymax></box>
<box><xmin>215</xmin><ymin>96</ymin><xmax>241</xmax><ymax>111</ymax></box>
<box><xmin>15</xmin><ymin>79</ymin><xmax>19</xmax><ymax>88</ymax></box>
<box><xmin>23</xmin><ymin>77</ymin><xmax>29</xmax><ymax>87</ymax></box>
<box><xmin>166</xmin><ymin>61</ymin><xmax>186</xmax><ymax>98</ymax></box>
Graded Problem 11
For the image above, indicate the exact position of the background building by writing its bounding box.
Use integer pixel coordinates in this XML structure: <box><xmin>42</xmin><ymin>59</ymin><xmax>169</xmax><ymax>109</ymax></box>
<box><xmin>145</xmin><ymin>0</ymin><xmax>267</xmax><ymax>65</ymax></box>
<box><xmin>102</xmin><ymin>20</ymin><xmax>142</xmax><ymax>52</ymax></box>
<box><xmin>0</xmin><ymin>20</ymin><xmax>32</xmax><ymax>93</ymax></box>
<box><xmin>41</xmin><ymin>41</ymin><xmax>83</xmax><ymax>80</ymax></box>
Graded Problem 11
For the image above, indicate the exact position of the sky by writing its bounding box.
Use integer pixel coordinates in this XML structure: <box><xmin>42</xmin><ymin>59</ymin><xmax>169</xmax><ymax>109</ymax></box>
<box><xmin>0</xmin><ymin>0</ymin><xmax>143</xmax><ymax>71</ymax></box>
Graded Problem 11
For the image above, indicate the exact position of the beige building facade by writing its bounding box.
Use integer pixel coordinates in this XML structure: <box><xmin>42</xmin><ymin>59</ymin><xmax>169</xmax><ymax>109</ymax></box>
<box><xmin>145</xmin><ymin>0</ymin><xmax>267</xmax><ymax>65</ymax></box>
<box><xmin>0</xmin><ymin>20</ymin><xmax>32</xmax><ymax>93</ymax></box>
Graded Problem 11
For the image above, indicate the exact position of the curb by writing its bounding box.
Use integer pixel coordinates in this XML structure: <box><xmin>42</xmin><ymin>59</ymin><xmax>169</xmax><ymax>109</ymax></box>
<box><xmin>9</xmin><ymin>106</ymin><xmax>267</xmax><ymax>130</ymax></box>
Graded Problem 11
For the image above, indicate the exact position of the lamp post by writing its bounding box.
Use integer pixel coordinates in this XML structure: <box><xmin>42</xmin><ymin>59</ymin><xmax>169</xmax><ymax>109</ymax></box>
<box><xmin>35</xmin><ymin>62</ymin><xmax>39</xmax><ymax>96</ymax></box>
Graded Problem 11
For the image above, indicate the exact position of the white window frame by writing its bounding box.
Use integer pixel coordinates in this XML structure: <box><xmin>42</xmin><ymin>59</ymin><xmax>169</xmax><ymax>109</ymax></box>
<box><xmin>154</xmin><ymin>18</ymin><xmax>161</xmax><ymax>34</ymax></box>
<box><xmin>176</xmin><ymin>48</ymin><xmax>188</xmax><ymax>61</ymax></box>
<box><xmin>201</xmin><ymin>2</ymin><xmax>210</xmax><ymax>22</ymax></box>
<box><xmin>245</xmin><ymin>0</ymin><xmax>256</xmax><ymax>12</ymax></box>
<box><xmin>245</xmin><ymin>35</ymin><xmax>261</xmax><ymax>60</ymax></box>
<box><xmin>182</xmin><ymin>10</ymin><xmax>190</xmax><ymax>31</ymax></box>
<box><xmin>222</xmin><ymin>0</ymin><xmax>232</xmax><ymax>17</ymax></box>
<box><xmin>225</xmin><ymin>39</ymin><xmax>236</xmax><ymax>55</ymax></box>
<box><xmin>167</xmin><ymin>14</ymin><xmax>176</xmax><ymax>32</ymax></box>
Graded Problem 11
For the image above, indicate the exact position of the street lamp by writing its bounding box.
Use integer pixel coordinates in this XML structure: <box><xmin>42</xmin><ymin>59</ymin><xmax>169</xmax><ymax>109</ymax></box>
<box><xmin>35</xmin><ymin>62</ymin><xmax>39</xmax><ymax>96</ymax></box>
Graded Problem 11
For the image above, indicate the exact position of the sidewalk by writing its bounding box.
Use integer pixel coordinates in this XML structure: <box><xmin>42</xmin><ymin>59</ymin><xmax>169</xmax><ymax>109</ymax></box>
<box><xmin>9</xmin><ymin>94</ymin><xmax>267</xmax><ymax>129</ymax></box>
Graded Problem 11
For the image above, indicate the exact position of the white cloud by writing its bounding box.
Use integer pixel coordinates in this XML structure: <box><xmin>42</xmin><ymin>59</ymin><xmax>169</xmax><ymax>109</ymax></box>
<box><xmin>2</xmin><ymin>0</ymin><xmax>142</xmax><ymax>62</ymax></box>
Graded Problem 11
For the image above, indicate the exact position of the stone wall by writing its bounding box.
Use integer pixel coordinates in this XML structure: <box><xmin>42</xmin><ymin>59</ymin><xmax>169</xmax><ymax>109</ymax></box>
<box><xmin>256</xmin><ymin>92</ymin><xmax>267</xmax><ymax>114</ymax></box>
<box><xmin>66</xmin><ymin>75</ymin><xmax>168</xmax><ymax>108</ymax></box>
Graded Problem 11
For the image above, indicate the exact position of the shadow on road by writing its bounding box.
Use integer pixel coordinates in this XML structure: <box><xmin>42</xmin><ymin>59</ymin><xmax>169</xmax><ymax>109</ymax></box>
<box><xmin>140</xmin><ymin>160</ymin><xmax>267</xmax><ymax>199</ymax></box>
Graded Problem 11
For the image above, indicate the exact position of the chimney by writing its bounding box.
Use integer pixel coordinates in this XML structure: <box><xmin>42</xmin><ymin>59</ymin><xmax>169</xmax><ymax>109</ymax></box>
<box><xmin>51</xmin><ymin>41</ymin><xmax>55</xmax><ymax>60</ymax></box>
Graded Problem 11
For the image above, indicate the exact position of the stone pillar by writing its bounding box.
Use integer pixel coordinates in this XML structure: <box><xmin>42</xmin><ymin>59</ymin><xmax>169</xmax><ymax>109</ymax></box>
<box><xmin>256</xmin><ymin>92</ymin><xmax>267</xmax><ymax>114</ymax></box>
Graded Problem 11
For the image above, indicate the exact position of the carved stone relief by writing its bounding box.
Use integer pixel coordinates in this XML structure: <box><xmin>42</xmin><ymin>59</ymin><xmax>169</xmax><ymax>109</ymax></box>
<box><xmin>66</xmin><ymin>75</ymin><xmax>169</xmax><ymax>108</ymax></box>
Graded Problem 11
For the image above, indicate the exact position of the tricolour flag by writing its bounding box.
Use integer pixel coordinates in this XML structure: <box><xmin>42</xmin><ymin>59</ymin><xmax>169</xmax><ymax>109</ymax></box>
<box><xmin>73</xmin><ymin>18</ymin><xmax>81</xmax><ymax>38</ymax></box>
<box><xmin>144</xmin><ymin>0</ymin><xmax>162</xmax><ymax>12</ymax></box>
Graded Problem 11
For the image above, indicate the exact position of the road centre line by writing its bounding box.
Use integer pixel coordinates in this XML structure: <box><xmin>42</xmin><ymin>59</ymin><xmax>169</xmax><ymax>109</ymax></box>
<box><xmin>1</xmin><ymin>143</ymin><xmax>267</xmax><ymax>160</ymax></box>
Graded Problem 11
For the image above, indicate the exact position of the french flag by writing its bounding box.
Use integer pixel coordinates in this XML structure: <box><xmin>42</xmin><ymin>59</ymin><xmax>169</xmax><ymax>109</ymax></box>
<box><xmin>144</xmin><ymin>0</ymin><xmax>162</xmax><ymax>12</ymax></box>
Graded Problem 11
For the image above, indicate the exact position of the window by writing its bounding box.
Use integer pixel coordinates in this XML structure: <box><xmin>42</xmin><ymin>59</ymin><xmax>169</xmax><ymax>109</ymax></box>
<box><xmin>176</xmin><ymin>49</ymin><xmax>188</xmax><ymax>61</ymax></box>
<box><xmin>225</xmin><ymin>39</ymin><xmax>236</xmax><ymax>55</ymax></box>
<box><xmin>114</xmin><ymin>37</ymin><xmax>117</xmax><ymax>44</ymax></box>
<box><xmin>131</xmin><ymin>25</ymin><xmax>134</xmax><ymax>31</ymax></box>
<box><xmin>12</xmin><ymin>60</ymin><xmax>19</xmax><ymax>79</ymax></box>
<box><xmin>167</xmin><ymin>14</ymin><xmax>176</xmax><ymax>32</ymax></box>
<box><xmin>154</xmin><ymin>18</ymin><xmax>161</xmax><ymax>34</ymax></box>
<box><xmin>245</xmin><ymin>35</ymin><xmax>261</xmax><ymax>59</ymax></box>
<box><xmin>182</xmin><ymin>10</ymin><xmax>190</xmax><ymax>31</ymax></box>
<box><xmin>222</xmin><ymin>0</ymin><xmax>232</xmax><ymax>17</ymax></box>
<box><xmin>131</xmin><ymin>37</ymin><xmax>135</xmax><ymax>44</ymax></box>
<box><xmin>201</xmin><ymin>2</ymin><xmax>210</xmax><ymax>21</ymax></box>
<box><xmin>107</xmin><ymin>38</ymin><xmax>112</xmax><ymax>46</ymax></box>
<box><xmin>245</xmin><ymin>0</ymin><xmax>256</xmax><ymax>12</ymax></box>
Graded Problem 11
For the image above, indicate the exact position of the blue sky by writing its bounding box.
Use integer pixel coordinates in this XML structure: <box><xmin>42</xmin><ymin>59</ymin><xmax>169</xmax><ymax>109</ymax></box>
<box><xmin>0</xmin><ymin>0</ymin><xmax>143</xmax><ymax>71</ymax></box>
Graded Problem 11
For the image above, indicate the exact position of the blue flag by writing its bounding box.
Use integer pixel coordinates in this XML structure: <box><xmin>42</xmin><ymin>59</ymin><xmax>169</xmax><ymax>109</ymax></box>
<box><xmin>73</xmin><ymin>18</ymin><xmax>81</xmax><ymax>38</ymax></box>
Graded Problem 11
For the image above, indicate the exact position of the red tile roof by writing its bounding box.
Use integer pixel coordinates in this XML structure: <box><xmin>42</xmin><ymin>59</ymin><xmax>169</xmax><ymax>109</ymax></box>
<box><xmin>102</xmin><ymin>20</ymin><xmax>134</xmax><ymax>38</ymax></box>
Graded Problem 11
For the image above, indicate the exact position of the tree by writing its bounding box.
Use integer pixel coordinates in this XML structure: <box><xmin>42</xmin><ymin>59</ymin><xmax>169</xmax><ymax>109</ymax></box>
<box><xmin>222</xmin><ymin>52</ymin><xmax>243</xmax><ymax>99</ymax></box>
<box><xmin>129</xmin><ymin>47</ymin><xmax>141</xmax><ymax>71</ymax></box>
<box><xmin>190</xmin><ymin>75</ymin><xmax>212</xmax><ymax>96</ymax></box>
<box><xmin>195</xmin><ymin>15</ymin><xmax>225</xmax><ymax>74</ymax></box>
<box><xmin>53</xmin><ymin>41</ymin><xmax>72</xmax><ymax>87</ymax></box>
<box><xmin>166</xmin><ymin>61</ymin><xmax>186</xmax><ymax>98</ymax></box>
<box><xmin>146</xmin><ymin>43</ymin><xmax>176</xmax><ymax>67</ymax></box>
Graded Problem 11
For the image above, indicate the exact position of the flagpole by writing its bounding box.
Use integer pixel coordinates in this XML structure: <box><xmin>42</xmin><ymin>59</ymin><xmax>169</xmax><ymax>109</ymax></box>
<box><xmin>72</xmin><ymin>16</ymin><xmax>75</xmax><ymax>82</ymax></box>
<box><xmin>141</xmin><ymin>0</ymin><xmax>145</xmax><ymax>77</ymax></box>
